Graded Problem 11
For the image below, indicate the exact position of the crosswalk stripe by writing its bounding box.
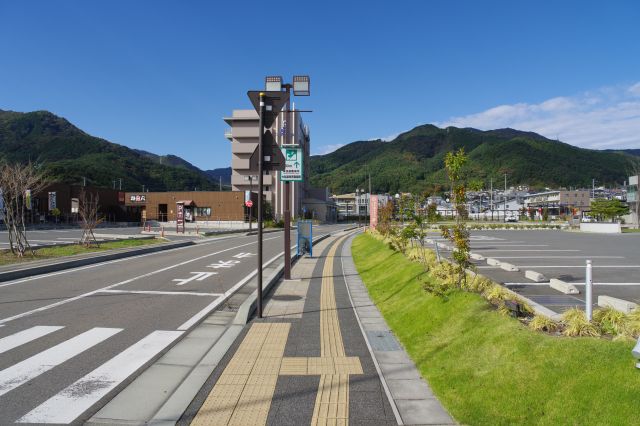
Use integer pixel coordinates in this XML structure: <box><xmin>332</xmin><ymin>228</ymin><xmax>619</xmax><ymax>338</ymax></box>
<box><xmin>0</xmin><ymin>326</ymin><xmax>65</xmax><ymax>354</ymax></box>
<box><xmin>18</xmin><ymin>330</ymin><xmax>183</xmax><ymax>424</ymax></box>
<box><xmin>0</xmin><ymin>327</ymin><xmax>121</xmax><ymax>397</ymax></box>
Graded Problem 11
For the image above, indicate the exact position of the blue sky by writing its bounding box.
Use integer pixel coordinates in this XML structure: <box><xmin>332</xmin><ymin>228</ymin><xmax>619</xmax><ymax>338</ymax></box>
<box><xmin>1</xmin><ymin>1</ymin><xmax>639</xmax><ymax>170</ymax></box>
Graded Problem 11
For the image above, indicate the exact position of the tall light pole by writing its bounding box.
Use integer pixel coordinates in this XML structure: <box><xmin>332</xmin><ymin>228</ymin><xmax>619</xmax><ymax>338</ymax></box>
<box><xmin>504</xmin><ymin>173</ymin><xmax>507</xmax><ymax>221</ymax></box>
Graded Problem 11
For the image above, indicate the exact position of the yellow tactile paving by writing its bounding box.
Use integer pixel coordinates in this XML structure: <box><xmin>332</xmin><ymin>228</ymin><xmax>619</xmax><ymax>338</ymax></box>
<box><xmin>192</xmin><ymin>234</ymin><xmax>362</xmax><ymax>426</ymax></box>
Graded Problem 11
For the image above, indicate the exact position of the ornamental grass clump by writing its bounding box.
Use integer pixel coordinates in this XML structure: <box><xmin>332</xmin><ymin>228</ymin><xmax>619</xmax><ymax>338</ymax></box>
<box><xmin>593</xmin><ymin>306</ymin><xmax>630</xmax><ymax>337</ymax></box>
<box><xmin>627</xmin><ymin>308</ymin><xmax>640</xmax><ymax>337</ymax></box>
<box><xmin>529</xmin><ymin>314</ymin><xmax>559</xmax><ymax>332</ymax></box>
<box><xmin>562</xmin><ymin>308</ymin><xmax>600</xmax><ymax>337</ymax></box>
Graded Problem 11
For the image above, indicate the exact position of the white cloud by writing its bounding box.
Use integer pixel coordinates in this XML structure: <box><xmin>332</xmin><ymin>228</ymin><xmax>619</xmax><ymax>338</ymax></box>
<box><xmin>313</xmin><ymin>143</ymin><xmax>345</xmax><ymax>155</ymax></box>
<box><xmin>437</xmin><ymin>82</ymin><xmax>640</xmax><ymax>150</ymax></box>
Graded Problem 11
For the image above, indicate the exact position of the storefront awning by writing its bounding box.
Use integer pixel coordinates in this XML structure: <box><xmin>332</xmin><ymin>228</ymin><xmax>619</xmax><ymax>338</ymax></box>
<box><xmin>176</xmin><ymin>200</ymin><xmax>197</xmax><ymax>206</ymax></box>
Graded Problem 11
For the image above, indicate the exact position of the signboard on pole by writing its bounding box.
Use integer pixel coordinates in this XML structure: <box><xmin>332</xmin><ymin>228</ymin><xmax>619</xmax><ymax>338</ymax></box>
<box><xmin>280</xmin><ymin>147</ymin><xmax>303</xmax><ymax>181</ymax></box>
<box><xmin>369</xmin><ymin>195</ymin><xmax>379</xmax><ymax>230</ymax></box>
<box><xmin>176</xmin><ymin>202</ymin><xmax>185</xmax><ymax>233</ymax></box>
<box><xmin>245</xmin><ymin>200</ymin><xmax>253</xmax><ymax>208</ymax></box>
<box><xmin>48</xmin><ymin>192</ymin><xmax>57</xmax><ymax>211</ymax></box>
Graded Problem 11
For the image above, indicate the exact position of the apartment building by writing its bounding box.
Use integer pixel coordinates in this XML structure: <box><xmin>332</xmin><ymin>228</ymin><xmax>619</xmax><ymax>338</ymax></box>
<box><xmin>524</xmin><ymin>190</ymin><xmax>591</xmax><ymax>213</ymax></box>
<box><xmin>224</xmin><ymin>108</ymin><xmax>310</xmax><ymax>219</ymax></box>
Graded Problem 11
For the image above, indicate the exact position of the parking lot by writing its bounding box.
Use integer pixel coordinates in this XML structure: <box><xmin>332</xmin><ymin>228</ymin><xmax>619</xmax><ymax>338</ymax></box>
<box><xmin>430</xmin><ymin>230</ymin><xmax>640</xmax><ymax>314</ymax></box>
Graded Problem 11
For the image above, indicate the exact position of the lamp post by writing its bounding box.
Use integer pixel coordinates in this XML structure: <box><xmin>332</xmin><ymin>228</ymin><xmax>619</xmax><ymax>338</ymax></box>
<box><xmin>265</xmin><ymin>75</ymin><xmax>310</xmax><ymax>280</ymax></box>
<box><xmin>356</xmin><ymin>189</ymin><xmax>362</xmax><ymax>227</ymax></box>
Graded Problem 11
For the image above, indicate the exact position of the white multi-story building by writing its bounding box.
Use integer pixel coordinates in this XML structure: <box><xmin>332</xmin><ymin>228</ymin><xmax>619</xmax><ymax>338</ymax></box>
<box><xmin>224</xmin><ymin>108</ymin><xmax>310</xmax><ymax>219</ymax></box>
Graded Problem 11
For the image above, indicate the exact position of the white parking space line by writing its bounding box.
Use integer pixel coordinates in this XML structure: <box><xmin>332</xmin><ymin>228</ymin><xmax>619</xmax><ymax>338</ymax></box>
<box><xmin>506</xmin><ymin>282</ymin><xmax>640</xmax><ymax>286</ymax></box>
<box><xmin>99</xmin><ymin>289</ymin><xmax>222</xmax><ymax>297</ymax></box>
<box><xmin>18</xmin><ymin>330</ymin><xmax>183</xmax><ymax>424</ymax></box>
<box><xmin>0</xmin><ymin>327</ymin><xmax>122</xmax><ymax>397</ymax></box>
<box><xmin>474</xmin><ymin>249</ymin><xmax>580</xmax><ymax>252</ymax></box>
<box><xmin>0</xmin><ymin>326</ymin><xmax>65</xmax><ymax>354</ymax></box>
<box><xmin>491</xmin><ymin>256</ymin><xmax>625</xmax><ymax>259</ymax></box>
<box><xmin>480</xmin><ymin>265</ymin><xmax>640</xmax><ymax>269</ymax></box>
<box><xmin>0</xmin><ymin>237</ymin><xmax>279</xmax><ymax>325</ymax></box>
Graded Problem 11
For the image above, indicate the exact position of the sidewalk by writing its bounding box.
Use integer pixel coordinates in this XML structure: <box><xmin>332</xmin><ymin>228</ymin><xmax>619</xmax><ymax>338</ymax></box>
<box><xmin>181</xmin><ymin>232</ymin><xmax>455</xmax><ymax>425</ymax></box>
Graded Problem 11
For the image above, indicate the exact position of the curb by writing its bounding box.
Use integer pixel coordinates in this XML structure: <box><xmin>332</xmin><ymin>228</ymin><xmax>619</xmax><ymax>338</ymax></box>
<box><xmin>0</xmin><ymin>240</ymin><xmax>195</xmax><ymax>283</ymax></box>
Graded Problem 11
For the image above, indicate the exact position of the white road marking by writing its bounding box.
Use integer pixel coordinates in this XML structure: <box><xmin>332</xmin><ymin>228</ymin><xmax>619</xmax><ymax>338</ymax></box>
<box><xmin>17</xmin><ymin>330</ymin><xmax>183</xmax><ymax>424</ymax></box>
<box><xmin>172</xmin><ymin>271</ymin><xmax>217</xmax><ymax>286</ymax></box>
<box><xmin>506</xmin><ymin>282</ymin><xmax>640</xmax><ymax>286</ymax></box>
<box><xmin>474</xmin><ymin>249</ymin><xmax>580</xmax><ymax>252</ymax></box>
<box><xmin>0</xmin><ymin>326</ymin><xmax>65</xmax><ymax>354</ymax></box>
<box><xmin>207</xmin><ymin>259</ymin><xmax>240</xmax><ymax>269</ymax></box>
<box><xmin>99</xmin><ymin>289</ymin><xmax>222</xmax><ymax>297</ymax></box>
<box><xmin>177</xmin><ymin>252</ymin><xmax>284</xmax><ymax>331</ymax></box>
<box><xmin>0</xmin><ymin>234</ymin><xmax>262</xmax><ymax>290</ymax></box>
<box><xmin>232</xmin><ymin>252</ymin><xmax>254</xmax><ymax>259</ymax></box>
<box><xmin>479</xmin><ymin>265</ymin><xmax>640</xmax><ymax>269</ymax></box>
<box><xmin>490</xmin><ymin>256</ymin><xmax>625</xmax><ymax>259</ymax></box>
<box><xmin>0</xmin><ymin>327</ymin><xmax>121</xmax><ymax>397</ymax></box>
<box><xmin>0</xmin><ymin>237</ymin><xmax>279</xmax><ymax>325</ymax></box>
<box><xmin>471</xmin><ymin>244</ymin><xmax>548</xmax><ymax>247</ymax></box>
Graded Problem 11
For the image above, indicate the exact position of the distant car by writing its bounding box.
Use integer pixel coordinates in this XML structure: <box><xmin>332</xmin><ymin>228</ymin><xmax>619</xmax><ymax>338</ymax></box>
<box><xmin>505</xmin><ymin>215</ymin><xmax>519</xmax><ymax>222</ymax></box>
<box><xmin>581</xmin><ymin>216</ymin><xmax>595</xmax><ymax>223</ymax></box>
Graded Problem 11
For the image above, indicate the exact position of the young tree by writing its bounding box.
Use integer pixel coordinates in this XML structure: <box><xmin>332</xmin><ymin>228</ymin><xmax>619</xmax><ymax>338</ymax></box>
<box><xmin>590</xmin><ymin>198</ymin><xmax>629</xmax><ymax>222</ymax></box>
<box><xmin>441</xmin><ymin>148</ymin><xmax>471</xmax><ymax>287</ymax></box>
<box><xmin>0</xmin><ymin>162</ymin><xmax>47</xmax><ymax>256</ymax></box>
<box><xmin>78</xmin><ymin>189</ymin><xmax>102</xmax><ymax>247</ymax></box>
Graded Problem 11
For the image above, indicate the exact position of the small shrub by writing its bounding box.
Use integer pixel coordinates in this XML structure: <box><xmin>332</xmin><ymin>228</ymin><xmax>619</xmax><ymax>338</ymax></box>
<box><xmin>562</xmin><ymin>308</ymin><xmax>601</xmax><ymax>337</ymax></box>
<box><xmin>529</xmin><ymin>314</ymin><xmax>559</xmax><ymax>332</ymax></box>
<box><xmin>593</xmin><ymin>306</ymin><xmax>629</xmax><ymax>336</ymax></box>
<box><xmin>624</xmin><ymin>308</ymin><xmax>640</xmax><ymax>338</ymax></box>
<box><xmin>483</xmin><ymin>285</ymin><xmax>509</xmax><ymax>304</ymax></box>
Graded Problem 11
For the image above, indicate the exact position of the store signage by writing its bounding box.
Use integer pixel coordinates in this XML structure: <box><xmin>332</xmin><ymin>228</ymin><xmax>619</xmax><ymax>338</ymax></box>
<box><xmin>130</xmin><ymin>194</ymin><xmax>146</xmax><ymax>202</ymax></box>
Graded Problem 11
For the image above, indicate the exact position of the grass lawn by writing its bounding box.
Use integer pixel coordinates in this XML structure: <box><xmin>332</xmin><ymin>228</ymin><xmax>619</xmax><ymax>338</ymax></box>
<box><xmin>0</xmin><ymin>238</ymin><xmax>162</xmax><ymax>266</ymax></box>
<box><xmin>622</xmin><ymin>227</ymin><xmax>640</xmax><ymax>233</ymax></box>
<box><xmin>352</xmin><ymin>233</ymin><xmax>640</xmax><ymax>425</ymax></box>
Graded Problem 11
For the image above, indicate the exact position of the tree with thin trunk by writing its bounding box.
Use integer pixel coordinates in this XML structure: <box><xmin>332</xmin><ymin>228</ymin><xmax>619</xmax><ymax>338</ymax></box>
<box><xmin>78</xmin><ymin>189</ymin><xmax>102</xmax><ymax>247</ymax></box>
<box><xmin>0</xmin><ymin>162</ymin><xmax>47</xmax><ymax>256</ymax></box>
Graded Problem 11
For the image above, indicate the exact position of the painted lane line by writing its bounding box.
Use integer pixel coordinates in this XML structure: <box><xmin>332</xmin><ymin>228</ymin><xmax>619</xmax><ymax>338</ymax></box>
<box><xmin>0</xmin><ymin>233</ymin><xmax>262</xmax><ymax>290</ymax></box>
<box><xmin>0</xmin><ymin>327</ymin><xmax>122</xmax><ymax>397</ymax></box>
<box><xmin>207</xmin><ymin>259</ymin><xmax>240</xmax><ymax>269</ymax></box>
<box><xmin>177</xmin><ymin>251</ymin><xmax>284</xmax><ymax>331</ymax></box>
<box><xmin>173</xmin><ymin>272</ymin><xmax>217</xmax><ymax>286</ymax></box>
<box><xmin>471</xmin><ymin>244</ymin><xmax>548</xmax><ymax>247</ymax></box>
<box><xmin>491</xmin><ymin>256</ymin><xmax>625</xmax><ymax>259</ymax></box>
<box><xmin>18</xmin><ymin>330</ymin><xmax>183</xmax><ymax>424</ymax></box>
<box><xmin>0</xmin><ymin>326</ymin><xmax>65</xmax><ymax>354</ymax></box>
<box><xmin>0</xmin><ymin>237</ymin><xmax>279</xmax><ymax>325</ymax></box>
<box><xmin>98</xmin><ymin>289</ymin><xmax>222</xmax><ymax>297</ymax></box>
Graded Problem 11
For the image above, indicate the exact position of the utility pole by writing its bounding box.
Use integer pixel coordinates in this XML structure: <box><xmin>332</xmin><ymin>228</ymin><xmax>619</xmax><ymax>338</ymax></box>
<box><xmin>119</xmin><ymin>178</ymin><xmax>122</xmax><ymax>190</ymax></box>
<box><xmin>283</xmin><ymin>86</ymin><xmax>292</xmax><ymax>280</ymax></box>
<box><xmin>592</xmin><ymin>178</ymin><xmax>596</xmax><ymax>199</ymax></box>
<box><xmin>257</xmin><ymin>92</ymin><xmax>265</xmax><ymax>318</ymax></box>
<box><xmin>219</xmin><ymin>176</ymin><xmax>222</xmax><ymax>191</ymax></box>
<box><xmin>490</xmin><ymin>178</ymin><xmax>493</xmax><ymax>221</ymax></box>
<box><xmin>504</xmin><ymin>173</ymin><xmax>507</xmax><ymax>221</ymax></box>
<box><xmin>83</xmin><ymin>176</ymin><xmax>86</xmax><ymax>187</ymax></box>
<box><xmin>113</xmin><ymin>180</ymin><xmax>116</xmax><ymax>190</ymax></box>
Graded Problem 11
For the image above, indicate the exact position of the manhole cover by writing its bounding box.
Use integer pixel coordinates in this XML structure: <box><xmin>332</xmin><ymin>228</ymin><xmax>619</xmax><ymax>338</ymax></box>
<box><xmin>272</xmin><ymin>295</ymin><xmax>303</xmax><ymax>301</ymax></box>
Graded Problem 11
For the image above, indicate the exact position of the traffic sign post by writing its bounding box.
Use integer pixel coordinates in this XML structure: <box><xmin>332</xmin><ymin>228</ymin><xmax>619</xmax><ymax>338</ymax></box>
<box><xmin>247</xmin><ymin>90</ymin><xmax>289</xmax><ymax>318</ymax></box>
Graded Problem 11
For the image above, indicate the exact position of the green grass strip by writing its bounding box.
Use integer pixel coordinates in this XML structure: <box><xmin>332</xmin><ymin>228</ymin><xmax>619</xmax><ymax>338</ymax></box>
<box><xmin>352</xmin><ymin>233</ymin><xmax>639</xmax><ymax>425</ymax></box>
<box><xmin>0</xmin><ymin>238</ymin><xmax>162</xmax><ymax>266</ymax></box>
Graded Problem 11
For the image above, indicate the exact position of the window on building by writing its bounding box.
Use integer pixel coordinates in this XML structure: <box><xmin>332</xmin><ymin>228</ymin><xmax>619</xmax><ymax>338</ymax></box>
<box><xmin>195</xmin><ymin>207</ymin><xmax>211</xmax><ymax>216</ymax></box>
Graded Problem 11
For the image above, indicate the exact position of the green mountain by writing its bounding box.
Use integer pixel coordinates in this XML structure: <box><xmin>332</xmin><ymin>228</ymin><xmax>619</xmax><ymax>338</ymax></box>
<box><xmin>0</xmin><ymin>109</ymin><xmax>218</xmax><ymax>191</ymax></box>
<box><xmin>205</xmin><ymin>167</ymin><xmax>232</xmax><ymax>185</ymax></box>
<box><xmin>310</xmin><ymin>125</ymin><xmax>640</xmax><ymax>194</ymax></box>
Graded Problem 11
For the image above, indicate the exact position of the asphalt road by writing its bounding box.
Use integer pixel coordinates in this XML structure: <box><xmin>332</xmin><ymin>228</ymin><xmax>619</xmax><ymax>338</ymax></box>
<box><xmin>432</xmin><ymin>230</ymin><xmax>640</xmax><ymax>313</ymax></box>
<box><xmin>0</xmin><ymin>223</ymin><xmax>350</xmax><ymax>424</ymax></box>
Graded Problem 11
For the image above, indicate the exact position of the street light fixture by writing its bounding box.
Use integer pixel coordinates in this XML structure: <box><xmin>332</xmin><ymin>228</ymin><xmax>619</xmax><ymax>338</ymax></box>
<box><xmin>265</xmin><ymin>76</ymin><xmax>283</xmax><ymax>92</ymax></box>
<box><xmin>293</xmin><ymin>75</ymin><xmax>310</xmax><ymax>96</ymax></box>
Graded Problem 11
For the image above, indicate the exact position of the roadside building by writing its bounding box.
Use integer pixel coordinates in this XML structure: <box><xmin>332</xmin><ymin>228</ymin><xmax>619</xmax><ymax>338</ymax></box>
<box><xmin>29</xmin><ymin>184</ymin><xmax>123</xmax><ymax>223</ymax></box>
<box><xmin>123</xmin><ymin>191</ymin><xmax>256</xmax><ymax>223</ymax></box>
<box><xmin>524</xmin><ymin>190</ymin><xmax>591</xmax><ymax>216</ymax></box>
